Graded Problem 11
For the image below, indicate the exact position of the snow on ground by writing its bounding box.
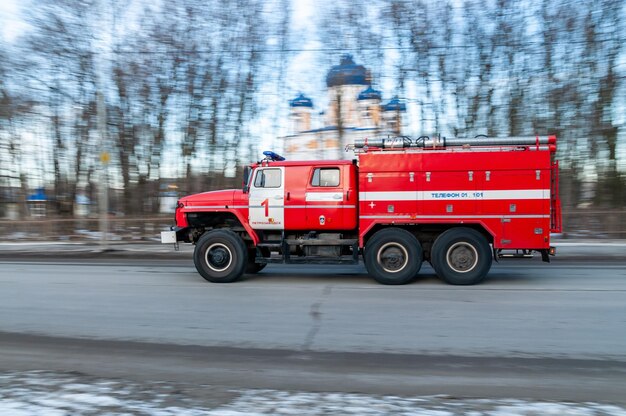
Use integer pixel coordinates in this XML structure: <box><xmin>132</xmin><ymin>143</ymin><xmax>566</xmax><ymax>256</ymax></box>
<box><xmin>1</xmin><ymin>371</ymin><xmax>625</xmax><ymax>415</ymax></box>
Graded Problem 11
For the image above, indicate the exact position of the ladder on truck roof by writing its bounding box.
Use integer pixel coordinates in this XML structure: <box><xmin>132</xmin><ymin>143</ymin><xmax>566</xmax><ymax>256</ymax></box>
<box><xmin>350</xmin><ymin>135</ymin><xmax>557</xmax><ymax>152</ymax></box>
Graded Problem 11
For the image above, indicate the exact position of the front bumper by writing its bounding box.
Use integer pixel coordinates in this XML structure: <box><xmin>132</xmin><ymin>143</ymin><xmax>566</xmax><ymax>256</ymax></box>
<box><xmin>160</xmin><ymin>226</ymin><xmax>191</xmax><ymax>244</ymax></box>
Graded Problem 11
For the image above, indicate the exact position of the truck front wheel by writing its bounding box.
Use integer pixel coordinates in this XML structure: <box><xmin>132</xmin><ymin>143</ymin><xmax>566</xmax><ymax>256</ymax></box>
<box><xmin>364</xmin><ymin>228</ymin><xmax>423</xmax><ymax>285</ymax></box>
<box><xmin>193</xmin><ymin>229</ymin><xmax>247</xmax><ymax>283</ymax></box>
<box><xmin>431</xmin><ymin>228</ymin><xmax>492</xmax><ymax>285</ymax></box>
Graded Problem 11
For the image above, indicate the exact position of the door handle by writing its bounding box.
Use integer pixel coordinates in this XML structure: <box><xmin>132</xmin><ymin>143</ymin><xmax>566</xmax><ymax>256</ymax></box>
<box><xmin>274</xmin><ymin>195</ymin><xmax>283</xmax><ymax>200</ymax></box>
<box><xmin>333</xmin><ymin>194</ymin><xmax>342</xmax><ymax>200</ymax></box>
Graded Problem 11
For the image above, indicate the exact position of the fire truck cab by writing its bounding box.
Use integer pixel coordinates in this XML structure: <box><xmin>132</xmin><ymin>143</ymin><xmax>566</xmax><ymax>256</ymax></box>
<box><xmin>163</xmin><ymin>136</ymin><xmax>561</xmax><ymax>286</ymax></box>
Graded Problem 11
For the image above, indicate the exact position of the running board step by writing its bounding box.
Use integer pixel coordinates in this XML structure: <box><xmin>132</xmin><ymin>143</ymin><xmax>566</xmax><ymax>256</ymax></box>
<box><xmin>284</xmin><ymin>238</ymin><xmax>357</xmax><ymax>246</ymax></box>
<box><xmin>257</xmin><ymin>256</ymin><xmax>359</xmax><ymax>265</ymax></box>
<box><xmin>257</xmin><ymin>242</ymin><xmax>282</xmax><ymax>249</ymax></box>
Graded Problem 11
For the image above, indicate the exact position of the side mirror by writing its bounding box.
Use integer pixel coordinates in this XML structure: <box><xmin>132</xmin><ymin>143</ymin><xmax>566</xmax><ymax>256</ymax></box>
<box><xmin>242</xmin><ymin>166</ymin><xmax>251</xmax><ymax>193</ymax></box>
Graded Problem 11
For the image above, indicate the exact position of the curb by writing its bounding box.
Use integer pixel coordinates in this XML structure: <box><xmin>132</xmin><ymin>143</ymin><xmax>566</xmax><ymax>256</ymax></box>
<box><xmin>0</xmin><ymin>240</ymin><xmax>624</xmax><ymax>262</ymax></box>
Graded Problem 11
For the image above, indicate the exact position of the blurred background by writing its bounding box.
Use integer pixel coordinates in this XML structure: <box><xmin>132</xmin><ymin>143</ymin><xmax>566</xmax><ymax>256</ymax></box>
<box><xmin>0</xmin><ymin>0</ymin><xmax>624</xmax><ymax>241</ymax></box>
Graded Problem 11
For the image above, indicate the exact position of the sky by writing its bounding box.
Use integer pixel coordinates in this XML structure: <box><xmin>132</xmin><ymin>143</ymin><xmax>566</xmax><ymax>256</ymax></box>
<box><xmin>0</xmin><ymin>0</ymin><xmax>29</xmax><ymax>42</ymax></box>
<box><xmin>0</xmin><ymin>0</ymin><xmax>416</xmax><ymax>151</ymax></box>
<box><xmin>2</xmin><ymin>0</ymin><xmax>625</xmax><ymax>182</ymax></box>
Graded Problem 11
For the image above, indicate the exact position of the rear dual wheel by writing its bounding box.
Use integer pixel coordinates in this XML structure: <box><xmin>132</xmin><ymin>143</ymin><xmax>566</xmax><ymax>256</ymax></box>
<box><xmin>364</xmin><ymin>228</ymin><xmax>423</xmax><ymax>285</ymax></box>
<box><xmin>364</xmin><ymin>227</ymin><xmax>491</xmax><ymax>286</ymax></box>
<box><xmin>431</xmin><ymin>228</ymin><xmax>492</xmax><ymax>285</ymax></box>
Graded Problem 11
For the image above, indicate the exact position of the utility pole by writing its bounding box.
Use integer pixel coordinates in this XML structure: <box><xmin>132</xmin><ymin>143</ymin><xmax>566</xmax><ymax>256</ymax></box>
<box><xmin>97</xmin><ymin>89</ymin><xmax>109</xmax><ymax>250</ymax></box>
<box><xmin>95</xmin><ymin>0</ymin><xmax>112</xmax><ymax>251</ymax></box>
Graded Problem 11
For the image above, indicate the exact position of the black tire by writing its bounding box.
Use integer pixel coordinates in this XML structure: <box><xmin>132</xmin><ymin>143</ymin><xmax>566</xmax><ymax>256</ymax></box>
<box><xmin>364</xmin><ymin>228</ymin><xmax>423</xmax><ymax>285</ymax></box>
<box><xmin>245</xmin><ymin>259</ymin><xmax>266</xmax><ymax>274</ymax></box>
<box><xmin>193</xmin><ymin>229</ymin><xmax>247</xmax><ymax>283</ymax></box>
<box><xmin>431</xmin><ymin>227</ymin><xmax>492</xmax><ymax>285</ymax></box>
<box><xmin>245</xmin><ymin>247</ymin><xmax>269</xmax><ymax>274</ymax></box>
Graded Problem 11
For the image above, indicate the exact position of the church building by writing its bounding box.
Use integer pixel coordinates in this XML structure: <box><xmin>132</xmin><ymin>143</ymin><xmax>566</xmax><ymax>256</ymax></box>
<box><xmin>283</xmin><ymin>55</ymin><xmax>406</xmax><ymax>160</ymax></box>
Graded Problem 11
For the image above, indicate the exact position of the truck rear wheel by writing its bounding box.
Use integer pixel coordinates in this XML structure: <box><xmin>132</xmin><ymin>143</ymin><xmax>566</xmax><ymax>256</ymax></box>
<box><xmin>431</xmin><ymin>228</ymin><xmax>492</xmax><ymax>285</ymax></box>
<box><xmin>364</xmin><ymin>228</ymin><xmax>422</xmax><ymax>285</ymax></box>
<box><xmin>193</xmin><ymin>229</ymin><xmax>247</xmax><ymax>283</ymax></box>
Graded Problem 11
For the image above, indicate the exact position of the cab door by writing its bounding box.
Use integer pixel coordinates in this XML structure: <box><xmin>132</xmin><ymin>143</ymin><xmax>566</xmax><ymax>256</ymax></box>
<box><xmin>248</xmin><ymin>167</ymin><xmax>285</xmax><ymax>230</ymax></box>
<box><xmin>283</xmin><ymin>165</ymin><xmax>309</xmax><ymax>230</ymax></box>
<box><xmin>305</xmin><ymin>166</ymin><xmax>346</xmax><ymax>229</ymax></box>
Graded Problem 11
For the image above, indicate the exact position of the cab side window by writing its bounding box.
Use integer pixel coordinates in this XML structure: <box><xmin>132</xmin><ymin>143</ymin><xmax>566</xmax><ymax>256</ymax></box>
<box><xmin>254</xmin><ymin>168</ymin><xmax>282</xmax><ymax>188</ymax></box>
<box><xmin>311</xmin><ymin>168</ymin><xmax>340</xmax><ymax>187</ymax></box>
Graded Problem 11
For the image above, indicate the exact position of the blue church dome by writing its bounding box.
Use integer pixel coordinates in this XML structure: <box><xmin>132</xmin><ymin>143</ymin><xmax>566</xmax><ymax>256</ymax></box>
<box><xmin>382</xmin><ymin>96</ymin><xmax>406</xmax><ymax>112</ymax></box>
<box><xmin>289</xmin><ymin>93</ymin><xmax>313</xmax><ymax>108</ymax></box>
<box><xmin>357</xmin><ymin>86</ymin><xmax>382</xmax><ymax>101</ymax></box>
<box><xmin>326</xmin><ymin>55</ymin><xmax>371</xmax><ymax>88</ymax></box>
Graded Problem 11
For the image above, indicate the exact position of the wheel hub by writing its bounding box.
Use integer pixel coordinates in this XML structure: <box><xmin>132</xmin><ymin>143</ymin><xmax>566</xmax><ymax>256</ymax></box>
<box><xmin>446</xmin><ymin>242</ymin><xmax>478</xmax><ymax>273</ymax></box>
<box><xmin>377</xmin><ymin>243</ymin><xmax>408</xmax><ymax>273</ymax></box>
<box><xmin>206</xmin><ymin>243</ymin><xmax>233</xmax><ymax>272</ymax></box>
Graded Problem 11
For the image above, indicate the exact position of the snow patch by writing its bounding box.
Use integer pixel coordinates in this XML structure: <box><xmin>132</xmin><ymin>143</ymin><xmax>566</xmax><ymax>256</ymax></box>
<box><xmin>1</xmin><ymin>371</ymin><xmax>626</xmax><ymax>415</ymax></box>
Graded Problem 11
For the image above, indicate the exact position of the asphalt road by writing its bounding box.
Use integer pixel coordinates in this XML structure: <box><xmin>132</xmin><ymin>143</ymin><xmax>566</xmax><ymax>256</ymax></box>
<box><xmin>1</xmin><ymin>259</ymin><xmax>626</xmax><ymax>405</ymax></box>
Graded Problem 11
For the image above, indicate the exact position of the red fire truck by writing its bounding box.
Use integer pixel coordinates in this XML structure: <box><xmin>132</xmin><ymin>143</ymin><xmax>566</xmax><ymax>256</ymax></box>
<box><xmin>161</xmin><ymin>135</ymin><xmax>561</xmax><ymax>285</ymax></box>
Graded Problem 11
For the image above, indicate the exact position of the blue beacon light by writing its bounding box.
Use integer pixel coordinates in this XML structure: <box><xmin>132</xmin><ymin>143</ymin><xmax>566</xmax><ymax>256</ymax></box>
<box><xmin>262</xmin><ymin>151</ymin><xmax>286</xmax><ymax>161</ymax></box>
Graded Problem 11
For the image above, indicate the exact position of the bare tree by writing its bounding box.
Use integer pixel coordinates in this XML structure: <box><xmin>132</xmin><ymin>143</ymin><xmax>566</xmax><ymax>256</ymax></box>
<box><xmin>3</xmin><ymin>0</ymin><xmax>623</xmax><ymax>221</ymax></box>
